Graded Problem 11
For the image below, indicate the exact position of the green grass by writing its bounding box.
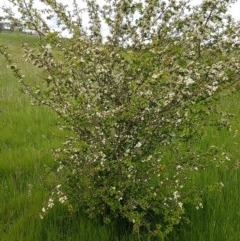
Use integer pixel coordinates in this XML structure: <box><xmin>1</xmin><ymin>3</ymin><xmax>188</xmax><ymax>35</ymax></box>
<box><xmin>168</xmin><ymin>93</ymin><xmax>240</xmax><ymax>241</ymax></box>
<box><xmin>1</xmin><ymin>31</ymin><xmax>240</xmax><ymax>241</ymax></box>
<box><xmin>0</xmin><ymin>32</ymin><xmax>61</xmax><ymax>240</ymax></box>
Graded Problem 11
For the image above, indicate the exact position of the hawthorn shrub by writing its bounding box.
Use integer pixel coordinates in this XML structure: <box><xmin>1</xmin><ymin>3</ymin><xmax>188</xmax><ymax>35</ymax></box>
<box><xmin>1</xmin><ymin>0</ymin><xmax>240</xmax><ymax>239</ymax></box>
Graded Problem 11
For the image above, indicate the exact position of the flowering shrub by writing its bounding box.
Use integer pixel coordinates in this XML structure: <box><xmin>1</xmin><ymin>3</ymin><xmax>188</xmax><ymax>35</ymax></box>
<box><xmin>1</xmin><ymin>0</ymin><xmax>240</xmax><ymax>239</ymax></box>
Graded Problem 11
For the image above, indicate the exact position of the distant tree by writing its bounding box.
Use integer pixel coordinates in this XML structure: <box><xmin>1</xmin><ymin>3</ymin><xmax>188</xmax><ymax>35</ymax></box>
<box><xmin>0</xmin><ymin>0</ymin><xmax>239</xmax><ymax>240</ymax></box>
<box><xmin>0</xmin><ymin>22</ymin><xmax>3</xmax><ymax>32</ymax></box>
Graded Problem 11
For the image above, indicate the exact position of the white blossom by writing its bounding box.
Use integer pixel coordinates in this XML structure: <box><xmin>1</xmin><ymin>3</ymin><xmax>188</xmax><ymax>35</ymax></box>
<box><xmin>135</xmin><ymin>142</ymin><xmax>142</xmax><ymax>148</ymax></box>
<box><xmin>184</xmin><ymin>77</ymin><xmax>195</xmax><ymax>86</ymax></box>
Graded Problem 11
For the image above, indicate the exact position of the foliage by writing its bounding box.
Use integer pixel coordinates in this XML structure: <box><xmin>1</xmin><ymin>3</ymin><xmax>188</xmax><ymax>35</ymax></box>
<box><xmin>1</xmin><ymin>0</ymin><xmax>240</xmax><ymax>240</ymax></box>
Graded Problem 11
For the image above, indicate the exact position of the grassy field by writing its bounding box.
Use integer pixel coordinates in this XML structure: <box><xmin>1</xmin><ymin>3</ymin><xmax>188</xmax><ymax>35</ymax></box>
<box><xmin>0</xmin><ymin>31</ymin><xmax>240</xmax><ymax>241</ymax></box>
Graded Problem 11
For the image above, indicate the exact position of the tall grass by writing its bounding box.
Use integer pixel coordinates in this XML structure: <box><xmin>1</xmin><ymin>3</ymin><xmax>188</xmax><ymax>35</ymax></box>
<box><xmin>0</xmin><ymin>32</ymin><xmax>60</xmax><ymax>240</ymax></box>
<box><xmin>1</xmin><ymin>31</ymin><xmax>240</xmax><ymax>241</ymax></box>
<box><xmin>168</xmin><ymin>92</ymin><xmax>240</xmax><ymax>241</ymax></box>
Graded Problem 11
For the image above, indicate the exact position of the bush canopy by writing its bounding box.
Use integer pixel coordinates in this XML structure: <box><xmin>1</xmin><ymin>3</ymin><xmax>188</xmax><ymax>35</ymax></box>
<box><xmin>1</xmin><ymin>0</ymin><xmax>239</xmax><ymax>240</ymax></box>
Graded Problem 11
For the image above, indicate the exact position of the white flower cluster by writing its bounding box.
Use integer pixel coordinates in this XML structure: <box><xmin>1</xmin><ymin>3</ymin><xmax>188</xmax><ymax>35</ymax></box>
<box><xmin>39</xmin><ymin>197</ymin><xmax>55</xmax><ymax>220</ymax></box>
<box><xmin>39</xmin><ymin>184</ymin><xmax>68</xmax><ymax>219</ymax></box>
<box><xmin>196</xmin><ymin>202</ymin><xmax>203</xmax><ymax>210</ymax></box>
